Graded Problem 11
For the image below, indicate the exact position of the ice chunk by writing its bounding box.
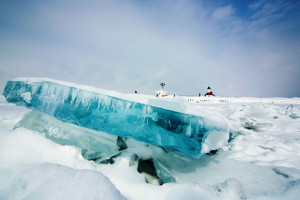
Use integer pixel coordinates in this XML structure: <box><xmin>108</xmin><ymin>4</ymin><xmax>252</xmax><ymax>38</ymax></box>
<box><xmin>241</xmin><ymin>118</ymin><xmax>273</xmax><ymax>132</ymax></box>
<box><xmin>20</xmin><ymin>92</ymin><xmax>32</xmax><ymax>104</ymax></box>
<box><xmin>14</xmin><ymin>110</ymin><xmax>121</xmax><ymax>161</ymax></box>
<box><xmin>200</xmin><ymin>130</ymin><xmax>230</xmax><ymax>154</ymax></box>
<box><xmin>3</xmin><ymin>79</ymin><xmax>230</xmax><ymax>158</ymax></box>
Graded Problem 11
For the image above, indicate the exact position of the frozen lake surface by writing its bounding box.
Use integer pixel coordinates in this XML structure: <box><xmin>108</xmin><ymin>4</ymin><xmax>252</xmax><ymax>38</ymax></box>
<box><xmin>1</xmin><ymin>79</ymin><xmax>300</xmax><ymax>200</ymax></box>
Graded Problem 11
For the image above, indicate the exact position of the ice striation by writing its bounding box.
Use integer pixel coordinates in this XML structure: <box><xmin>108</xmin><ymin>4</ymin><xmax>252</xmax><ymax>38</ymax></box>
<box><xmin>3</xmin><ymin>79</ymin><xmax>230</xmax><ymax>158</ymax></box>
<box><xmin>14</xmin><ymin>110</ymin><xmax>122</xmax><ymax>161</ymax></box>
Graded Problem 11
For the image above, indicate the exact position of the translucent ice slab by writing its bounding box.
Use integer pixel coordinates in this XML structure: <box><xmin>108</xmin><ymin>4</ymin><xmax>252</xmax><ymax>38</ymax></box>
<box><xmin>14</xmin><ymin>110</ymin><xmax>121</xmax><ymax>161</ymax></box>
<box><xmin>3</xmin><ymin>79</ymin><xmax>229</xmax><ymax>158</ymax></box>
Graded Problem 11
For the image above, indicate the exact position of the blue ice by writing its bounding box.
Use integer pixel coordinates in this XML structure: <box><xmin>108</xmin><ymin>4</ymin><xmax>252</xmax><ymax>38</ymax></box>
<box><xmin>3</xmin><ymin>80</ymin><xmax>229</xmax><ymax>158</ymax></box>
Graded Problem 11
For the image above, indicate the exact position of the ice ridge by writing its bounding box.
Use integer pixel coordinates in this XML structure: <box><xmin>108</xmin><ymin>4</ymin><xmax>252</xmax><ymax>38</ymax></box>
<box><xmin>3</xmin><ymin>79</ymin><xmax>229</xmax><ymax>158</ymax></box>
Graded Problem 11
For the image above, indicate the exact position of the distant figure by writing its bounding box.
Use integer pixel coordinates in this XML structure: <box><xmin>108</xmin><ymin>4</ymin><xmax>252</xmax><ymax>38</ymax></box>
<box><xmin>174</xmin><ymin>94</ymin><xmax>175</xmax><ymax>97</ymax></box>
<box><xmin>135</xmin><ymin>90</ymin><xmax>137</xmax><ymax>94</ymax></box>
<box><xmin>205</xmin><ymin>86</ymin><xmax>214</xmax><ymax>97</ymax></box>
<box><xmin>199</xmin><ymin>93</ymin><xmax>201</xmax><ymax>97</ymax></box>
<box><xmin>156</xmin><ymin>83</ymin><xmax>169</xmax><ymax>97</ymax></box>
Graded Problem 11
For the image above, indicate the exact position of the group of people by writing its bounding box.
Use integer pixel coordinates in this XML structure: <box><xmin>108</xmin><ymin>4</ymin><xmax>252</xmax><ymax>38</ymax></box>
<box><xmin>135</xmin><ymin>86</ymin><xmax>214</xmax><ymax>97</ymax></box>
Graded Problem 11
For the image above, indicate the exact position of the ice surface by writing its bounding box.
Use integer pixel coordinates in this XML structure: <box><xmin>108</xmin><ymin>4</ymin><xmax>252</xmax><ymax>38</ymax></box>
<box><xmin>3</xmin><ymin>79</ymin><xmax>230</xmax><ymax>157</ymax></box>
<box><xmin>14</xmin><ymin>110</ymin><xmax>121</xmax><ymax>161</ymax></box>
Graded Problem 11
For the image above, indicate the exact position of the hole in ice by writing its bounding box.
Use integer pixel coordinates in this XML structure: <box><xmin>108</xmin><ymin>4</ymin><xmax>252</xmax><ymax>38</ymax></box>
<box><xmin>206</xmin><ymin>149</ymin><xmax>218</xmax><ymax>155</ymax></box>
<box><xmin>137</xmin><ymin>159</ymin><xmax>164</xmax><ymax>185</ymax></box>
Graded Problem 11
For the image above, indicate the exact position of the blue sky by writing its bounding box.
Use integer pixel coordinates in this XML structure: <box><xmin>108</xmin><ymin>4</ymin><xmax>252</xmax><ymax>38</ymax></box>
<box><xmin>0</xmin><ymin>0</ymin><xmax>299</xmax><ymax>97</ymax></box>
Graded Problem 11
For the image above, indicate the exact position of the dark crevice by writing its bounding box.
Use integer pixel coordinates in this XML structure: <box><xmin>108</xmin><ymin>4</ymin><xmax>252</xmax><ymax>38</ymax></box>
<box><xmin>207</xmin><ymin>149</ymin><xmax>218</xmax><ymax>155</ymax></box>
<box><xmin>272</xmin><ymin>168</ymin><xmax>291</xmax><ymax>179</ymax></box>
<box><xmin>137</xmin><ymin>159</ymin><xmax>164</xmax><ymax>185</ymax></box>
<box><xmin>117</xmin><ymin>136</ymin><xmax>127</xmax><ymax>151</ymax></box>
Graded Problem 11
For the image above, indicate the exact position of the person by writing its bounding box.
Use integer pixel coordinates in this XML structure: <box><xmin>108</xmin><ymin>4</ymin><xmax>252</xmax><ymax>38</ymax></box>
<box><xmin>174</xmin><ymin>94</ymin><xmax>175</xmax><ymax>97</ymax></box>
<box><xmin>135</xmin><ymin>91</ymin><xmax>137</xmax><ymax>94</ymax></box>
<box><xmin>199</xmin><ymin>93</ymin><xmax>201</xmax><ymax>97</ymax></box>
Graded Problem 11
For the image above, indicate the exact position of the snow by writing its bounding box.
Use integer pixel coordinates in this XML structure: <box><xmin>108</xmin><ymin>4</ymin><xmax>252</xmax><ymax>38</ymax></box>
<box><xmin>201</xmin><ymin>130</ymin><xmax>229</xmax><ymax>154</ymax></box>
<box><xmin>12</xmin><ymin>77</ymin><xmax>188</xmax><ymax>109</ymax></box>
<box><xmin>185</xmin><ymin>96</ymin><xmax>300</xmax><ymax>105</ymax></box>
<box><xmin>20</xmin><ymin>92</ymin><xmax>32</xmax><ymax>104</ymax></box>
<box><xmin>1</xmin><ymin>79</ymin><xmax>300</xmax><ymax>200</ymax></box>
<box><xmin>8</xmin><ymin>164</ymin><xmax>125</xmax><ymax>200</ymax></box>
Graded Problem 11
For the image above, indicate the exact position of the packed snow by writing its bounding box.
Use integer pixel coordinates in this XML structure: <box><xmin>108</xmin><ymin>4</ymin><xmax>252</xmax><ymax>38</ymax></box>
<box><xmin>7</xmin><ymin>164</ymin><xmax>125</xmax><ymax>200</ymax></box>
<box><xmin>1</xmin><ymin>79</ymin><xmax>300</xmax><ymax>200</ymax></box>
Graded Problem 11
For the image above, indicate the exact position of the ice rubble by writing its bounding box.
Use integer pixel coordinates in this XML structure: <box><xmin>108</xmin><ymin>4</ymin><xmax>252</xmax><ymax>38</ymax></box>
<box><xmin>3</xmin><ymin>79</ymin><xmax>230</xmax><ymax>158</ymax></box>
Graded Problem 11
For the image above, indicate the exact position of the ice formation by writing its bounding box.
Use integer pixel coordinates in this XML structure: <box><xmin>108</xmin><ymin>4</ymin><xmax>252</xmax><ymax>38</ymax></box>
<box><xmin>14</xmin><ymin>110</ymin><xmax>122</xmax><ymax>161</ymax></box>
<box><xmin>3</xmin><ymin>79</ymin><xmax>230</xmax><ymax>158</ymax></box>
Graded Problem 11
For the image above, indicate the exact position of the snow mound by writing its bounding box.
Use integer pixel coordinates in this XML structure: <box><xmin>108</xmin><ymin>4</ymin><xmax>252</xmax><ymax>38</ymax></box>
<box><xmin>8</xmin><ymin>163</ymin><xmax>126</xmax><ymax>200</ymax></box>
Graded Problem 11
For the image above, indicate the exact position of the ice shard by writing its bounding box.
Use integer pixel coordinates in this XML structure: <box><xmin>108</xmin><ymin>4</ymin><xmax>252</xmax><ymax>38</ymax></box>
<box><xmin>3</xmin><ymin>79</ymin><xmax>229</xmax><ymax>158</ymax></box>
<box><xmin>14</xmin><ymin>110</ymin><xmax>121</xmax><ymax>161</ymax></box>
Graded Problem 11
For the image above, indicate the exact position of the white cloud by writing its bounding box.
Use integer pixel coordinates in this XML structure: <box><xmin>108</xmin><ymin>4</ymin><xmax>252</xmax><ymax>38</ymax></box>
<box><xmin>0</xmin><ymin>0</ymin><xmax>299</xmax><ymax>97</ymax></box>
<box><xmin>248</xmin><ymin>0</ymin><xmax>295</xmax><ymax>27</ymax></box>
<box><xmin>212</xmin><ymin>5</ymin><xmax>234</xmax><ymax>21</ymax></box>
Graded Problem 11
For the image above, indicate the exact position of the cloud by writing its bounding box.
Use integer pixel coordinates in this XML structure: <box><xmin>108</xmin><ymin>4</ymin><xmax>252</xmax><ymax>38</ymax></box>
<box><xmin>248</xmin><ymin>0</ymin><xmax>296</xmax><ymax>28</ymax></box>
<box><xmin>0</xmin><ymin>0</ymin><xmax>299</xmax><ymax>97</ymax></box>
<box><xmin>212</xmin><ymin>5</ymin><xmax>234</xmax><ymax>20</ymax></box>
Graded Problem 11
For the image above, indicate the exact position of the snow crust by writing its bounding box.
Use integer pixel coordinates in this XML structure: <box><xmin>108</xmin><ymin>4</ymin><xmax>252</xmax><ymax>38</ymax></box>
<box><xmin>12</xmin><ymin>77</ymin><xmax>186</xmax><ymax>110</ymax></box>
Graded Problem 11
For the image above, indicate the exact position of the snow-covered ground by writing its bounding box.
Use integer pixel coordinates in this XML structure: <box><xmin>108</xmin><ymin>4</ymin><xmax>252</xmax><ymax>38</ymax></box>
<box><xmin>184</xmin><ymin>96</ymin><xmax>300</xmax><ymax>105</ymax></box>
<box><xmin>1</xmin><ymin>92</ymin><xmax>300</xmax><ymax>200</ymax></box>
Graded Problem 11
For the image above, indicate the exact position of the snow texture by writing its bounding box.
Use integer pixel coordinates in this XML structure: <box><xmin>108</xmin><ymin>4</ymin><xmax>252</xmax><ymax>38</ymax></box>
<box><xmin>8</xmin><ymin>163</ymin><xmax>126</xmax><ymax>200</ymax></box>
<box><xmin>3</xmin><ymin>79</ymin><xmax>230</xmax><ymax>158</ymax></box>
